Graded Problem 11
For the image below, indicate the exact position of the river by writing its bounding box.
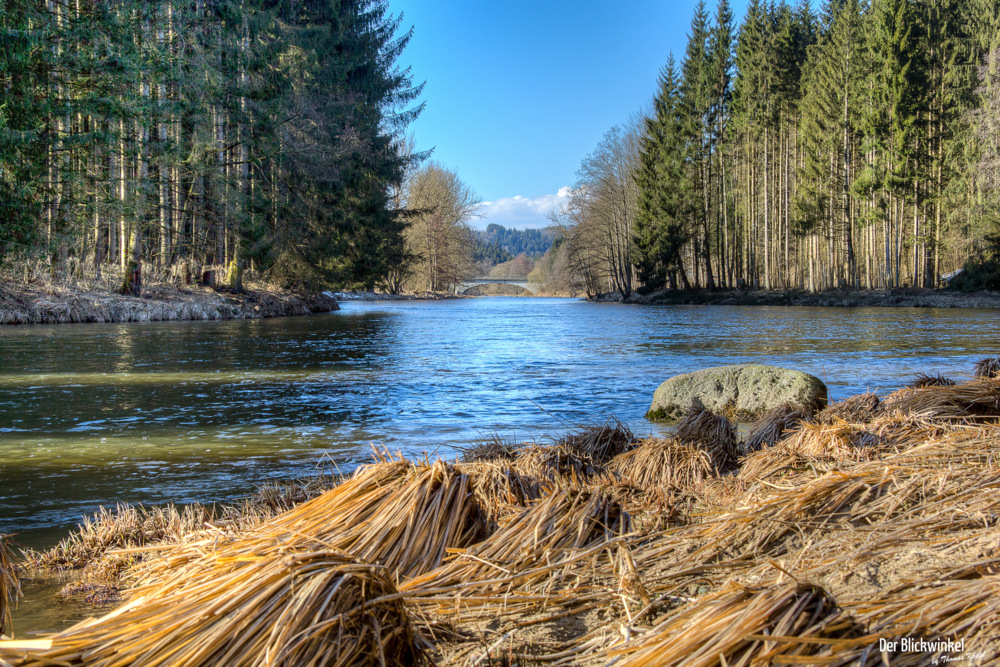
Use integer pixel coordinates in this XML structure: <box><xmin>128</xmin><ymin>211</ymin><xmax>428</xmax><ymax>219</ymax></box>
<box><xmin>2</xmin><ymin>297</ymin><xmax>999</xmax><ymax>548</ymax></box>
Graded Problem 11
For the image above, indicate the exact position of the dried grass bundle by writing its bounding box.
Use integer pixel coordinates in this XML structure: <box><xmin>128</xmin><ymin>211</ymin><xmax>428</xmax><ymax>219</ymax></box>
<box><xmin>742</xmin><ymin>404</ymin><xmax>811</xmax><ymax>454</ymax></box>
<box><xmin>604</xmin><ymin>583</ymin><xmax>870</xmax><ymax>667</ymax></box>
<box><xmin>513</xmin><ymin>444</ymin><xmax>598</xmax><ymax>483</ymax></box>
<box><xmin>457</xmin><ymin>460</ymin><xmax>542</xmax><ymax>529</ymax></box>
<box><xmin>817</xmin><ymin>391</ymin><xmax>880</xmax><ymax>423</ymax></box>
<box><xmin>402</xmin><ymin>489</ymin><xmax>629</xmax><ymax>610</ymax></box>
<box><xmin>698</xmin><ymin>466</ymin><xmax>899</xmax><ymax>560</ymax></box>
<box><xmin>21</xmin><ymin>503</ymin><xmax>213</xmax><ymax>573</ymax></box>
<box><xmin>783</xmin><ymin>420</ymin><xmax>884</xmax><ymax>461</ymax></box>
<box><xmin>1</xmin><ymin>535</ymin><xmax>19</xmax><ymax>639</ymax></box>
<box><xmin>849</xmin><ymin>575</ymin><xmax>1000</xmax><ymax>665</ymax></box>
<box><xmin>608</xmin><ymin>437</ymin><xmax>716</xmax><ymax>491</ymax></box>
<box><xmin>460</xmin><ymin>432</ymin><xmax>521</xmax><ymax>463</ymax></box>
<box><xmin>674</xmin><ymin>406</ymin><xmax>739</xmax><ymax>472</ymax></box>
<box><xmin>737</xmin><ymin>442</ymin><xmax>833</xmax><ymax>488</ymax></box>
<box><xmin>252</xmin><ymin>473</ymin><xmax>345</xmax><ymax>513</ymax></box>
<box><xmin>974</xmin><ymin>356</ymin><xmax>1000</xmax><ymax>379</ymax></box>
<box><xmin>906</xmin><ymin>373</ymin><xmax>956</xmax><ymax>388</ymax></box>
<box><xmin>3</xmin><ymin>551</ymin><xmax>424</xmax><ymax>667</ymax></box>
<box><xmin>556</xmin><ymin>416</ymin><xmax>635</xmax><ymax>463</ymax></box>
<box><xmin>879</xmin><ymin>378</ymin><xmax>1000</xmax><ymax>419</ymax></box>
<box><xmin>135</xmin><ymin>459</ymin><xmax>484</xmax><ymax>588</ymax></box>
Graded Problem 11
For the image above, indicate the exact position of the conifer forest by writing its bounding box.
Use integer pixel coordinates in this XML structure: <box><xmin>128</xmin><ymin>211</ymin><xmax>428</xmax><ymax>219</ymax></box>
<box><xmin>0</xmin><ymin>0</ymin><xmax>421</xmax><ymax>292</ymax></box>
<box><xmin>2</xmin><ymin>0</ymin><xmax>1000</xmax><ymax>297</ymax></box>
<box><xmin>625</xmin><ymin>0</ymin><xmax>1000</xmax><ymax>296</ymax></box>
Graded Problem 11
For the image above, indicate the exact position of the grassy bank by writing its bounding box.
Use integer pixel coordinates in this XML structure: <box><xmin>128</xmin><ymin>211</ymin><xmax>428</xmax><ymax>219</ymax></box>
<box><xmin>3</xmin><ymin>368</ymin><xmax>1000</xmax><ymax>664</ymax></box>
<box><xmin>594</xmin><ymin>286</ymin><xmax>1000</xmax><ymax>308</ymax></box>
<box><xmin>0</xmin><ymin>282</ymin><xmax>338</xmax><ymax>326</ymax></box>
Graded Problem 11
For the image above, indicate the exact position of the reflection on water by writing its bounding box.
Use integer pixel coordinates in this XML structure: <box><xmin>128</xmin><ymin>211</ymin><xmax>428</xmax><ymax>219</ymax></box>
<box><xmin>2</xmin><ymin>298</ymin><xmax>999</xmax><ymax>547</ymax></box>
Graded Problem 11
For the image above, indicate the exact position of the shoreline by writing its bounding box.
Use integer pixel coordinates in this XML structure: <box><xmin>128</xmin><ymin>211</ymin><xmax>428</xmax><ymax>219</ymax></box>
<box><xmin>4</xmin><ymin>365</ymin><xmax>1000</xmax><ymax>663</ymax></box>
<box><xmin>592</xmin><ymin>286</ymin><xmax>1000</xmax><ymax>308</ymax></box>
<box><xmin>0</xmin><ymin>283</ymin><xmax>340</xmax><ymax>326</ymax></box>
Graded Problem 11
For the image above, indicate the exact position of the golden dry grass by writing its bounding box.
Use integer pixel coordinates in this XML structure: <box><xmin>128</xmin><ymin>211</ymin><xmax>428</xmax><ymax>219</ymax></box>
<box><xmin>555</xmin><ymin>416</ymin><xmax>635</xmax><ymax>463</ymax></box>
<box><xmin>674</xmin><ymin>405</ymin><xmax>739</xmax><ymax>472</ymax></box>
<box><xmin>608</xmin><ymin>437</ymin><xmax>716</xmax><ymax>492</ymax></box>
<box><xmin>974</xmin><ymin>356</ymin><xmax>1000</xmax><ymax>379</ymax></box>
<box><xmin>817</xmin><ymin>391</ymin><xmax>880</xmax><ymax>423</ymax></box>
<box><xmin>459</xmin><ymin>432</ymin><xmax>521</xmax><ymax>463</ymax></box>
<box><xmin>21</xmin><ymin>503</ymin><xmax>214</xmax><ymax>577</ymax></box>
<box><xmin>5</xmin><ymin>552</ymin><xmax>423</xmax><ymax>667</ymax></box>
<box><xmin>1</xmin><ymin>535</ymin><xmax>19</xmax><ymax>639</ymax></box>
<box><xmin>879</xmin><ymin>377</ymin><xmax>1000</xmax><ymax>418</ymax></box>
<box><xmin>401</xmin><ymin>488</ymin><xmax>630</xmax><ymax>619</ymax></box>
<box><xmin>743</xmin><ymin>403</ymin><xmax>812</xmax><ymax>453</ymax></box>
<box><xmin>602</xmin><ymin>582</ymin><xmax>871</xmax><ymax>666</ymax></box>
<box><xmin>512</xmin><ymin>443</ymin><xmax>599</xmax><ymax>484</ymax></box>
<box><xmin>132</xmin><ymin>458</ymin><xmax>485</xmax><ymax>589</ymax></box>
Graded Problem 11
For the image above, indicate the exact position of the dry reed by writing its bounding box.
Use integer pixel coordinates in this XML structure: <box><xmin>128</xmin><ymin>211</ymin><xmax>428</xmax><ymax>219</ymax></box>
<box><xmin>817</xmin><ymin>391</ymin><xmax>880</xmax><ymax>423</ymax></box>
<box><xmin>1</xmin><ymin>535</ymin><xmax>19</xmax><ymax>639</ymax></box>
<box><xmin>513</xmin><ymin>444</ymin><xmax>598</xmax><ymax>484</ymax></box>
<box><xmin>8</xmin><ymin>378</ymin><xmax>1000</xmax><ymax>664</ymax></box>
<box><xmin>555</xmin><ymin>416</ymin><xmax>635</xmax><ymax>463</ymax></box>
<box><xmin>782</xmin><ymin>419</ymin><xmax>884</xmax><ymax>460</ymax></box>
<box><xmin>879</xmin><ymin>377</ymin><xmax>1000</xmax><ymax>418</ymax></box>
<box><xmin>742</xmin><ymin>403</ymin><xmax>811</xmax><ymax>453</ymax></box>
<box><xmin>2</xmin><ymin>551</ymin><xmax>424</xmax><ymax>667</ymax></box>
<box><xmin>133</xmin><ymin>458</ymin><xmax>484</xmax><ymax>588</ymax></box>
<box><xmin>906</xmin><ymin>372</ymin><xmax>956</xmax><ymax>388</ymax></box>
<box><xmin>974</xmin><ymin>356</ymin><xmax>1000</xmax><ymax>379</ymax></box>
<box><xmin>608</xmin><ymin>437</ymin><xmax>716</xmax><ymax>491</ymax></box>
<box><xmin>674</xmin><ymin>405</ymin><xmax>739</xmax><ymax>472</ymax></box>
<box><xmin>848</xmin><ymin>575</ymin><xmax>1000</xmax><ymax>665</ymax></box>
<box><xmin>251</xmin><ymin>473</ymin><xmax>345</xmax><ymax>513</ymax></box>
<box><xmin>457</xmin><ymin>460</ymin><xmax>542</xmax><ymax>529</ymax></box>
<box><xmin>460</xmin><ymin>432</ymin><xmax>521</xmax><ymax>463</ymax></box>
<box><xmin>402</xmin><ymin>489</ymin><xmax>629</xmax><ymax>616</ymax></box>
<box><xmin>21</xmin><ymin>503</ymin><xmax>213</xmax><ymax>576</ymax></box>
<box><xmin>603</xmin><ymin>582</ymin><xmax>871</xmax><ymax>666</ymax></box>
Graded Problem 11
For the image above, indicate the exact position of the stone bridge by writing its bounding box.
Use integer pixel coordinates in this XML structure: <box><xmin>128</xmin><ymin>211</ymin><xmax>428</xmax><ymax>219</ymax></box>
<box><xmin>456</xmin><ymin>277</ymin><xmax>536</xmax><ymax>295</ymax></box>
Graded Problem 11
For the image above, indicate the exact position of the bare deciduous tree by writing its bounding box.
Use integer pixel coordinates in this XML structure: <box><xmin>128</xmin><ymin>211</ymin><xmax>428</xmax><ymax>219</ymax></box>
<box><xmin>404</xmin><ymin>163</ymin><xmax>481</xmax><ymax>292</ymax></box>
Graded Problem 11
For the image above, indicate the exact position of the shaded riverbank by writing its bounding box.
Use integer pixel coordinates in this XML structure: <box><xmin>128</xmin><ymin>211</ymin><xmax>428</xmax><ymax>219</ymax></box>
<box><xmin>0</xmin><ymin>283</ymin><xmax>338</xmax><ymax>325</ymax></box>
<box><xmin>594</xmin><ymin>286</ymin><xmax>1000</xmax><ymax>308</ymax></box>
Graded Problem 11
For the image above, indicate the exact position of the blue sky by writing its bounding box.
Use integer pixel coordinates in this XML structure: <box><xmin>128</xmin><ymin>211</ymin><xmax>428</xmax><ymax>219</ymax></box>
<box><xmin>385</xmin><ymin>0</ymin><xmax>755</xmax><ymax>230</ymax></box>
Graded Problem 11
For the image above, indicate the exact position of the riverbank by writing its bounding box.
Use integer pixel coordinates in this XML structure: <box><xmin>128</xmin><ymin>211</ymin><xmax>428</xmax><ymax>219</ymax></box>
<box><xmin>0</xmin><ymin>283</ymin><xmax>338</xmax><ymax>325</ymax></box>
<box><xmin>332</xmin><ymin>289</ymin><xmax>470</xmax><ymax>300</ymax></box>
<box><xmin>594</xmin><ymin>286</ymin><xmax>1000</xmax><ymax>308</ymax></box>
<box><xmin>3</xmin><ymin>363</ymin><xmax>999</xmax><ymax>664</ymax></box>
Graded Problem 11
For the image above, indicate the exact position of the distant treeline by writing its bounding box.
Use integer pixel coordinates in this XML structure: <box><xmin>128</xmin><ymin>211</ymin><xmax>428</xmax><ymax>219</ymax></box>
<box><xmin>0</xmin><ymin>0</ymin><xmax>421</xmax><ymax>292</ymax></box>
<box><xmin>557</xmin><ymin>0</ymin><xmax>1000</xmax><ymax>298</ymax></box>
<box><xmin>472</xmin><ymin>224</ymin><xmax>555</xmax><ymax>265</ymax></box>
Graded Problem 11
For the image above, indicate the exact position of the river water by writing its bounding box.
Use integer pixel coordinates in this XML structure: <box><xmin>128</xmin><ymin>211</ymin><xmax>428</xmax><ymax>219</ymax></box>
<box><xmin>2</xmin><ymin>297</ymin><xmax>999</xmax><ymax>548</ymax></box>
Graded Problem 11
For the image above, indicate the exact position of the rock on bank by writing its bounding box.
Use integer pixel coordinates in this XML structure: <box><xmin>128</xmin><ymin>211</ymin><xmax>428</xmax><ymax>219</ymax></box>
<box><xmin>0</xmin><ymin>285</ymin><xmax>338</xmax><ymax>325</ymax></box>
<box><xmin>647</xmin><ymin>364</ymin><xmax>827</xmax><ymax>421</ymax></box>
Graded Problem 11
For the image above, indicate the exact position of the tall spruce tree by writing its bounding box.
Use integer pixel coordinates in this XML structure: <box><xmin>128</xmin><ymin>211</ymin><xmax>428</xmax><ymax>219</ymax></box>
<box><xmin>635</xmin><ymin>55</ymin><xmax>692</xmax><ymax>290</ymax></box>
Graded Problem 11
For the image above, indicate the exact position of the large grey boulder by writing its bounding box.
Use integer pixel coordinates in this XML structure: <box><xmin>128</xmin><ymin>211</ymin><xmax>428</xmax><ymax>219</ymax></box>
<box><xmin>647</xmin><ymin>364</ymin><xmax>827</xmax><ymax>421</ymax></box>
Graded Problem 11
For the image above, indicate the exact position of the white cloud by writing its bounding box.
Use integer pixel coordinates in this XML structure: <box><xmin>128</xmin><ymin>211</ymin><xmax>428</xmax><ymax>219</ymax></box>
<box><xmin>474</xmin><ymin>186</ymin><xmax>573</xmax><ymax>230</ymax></box>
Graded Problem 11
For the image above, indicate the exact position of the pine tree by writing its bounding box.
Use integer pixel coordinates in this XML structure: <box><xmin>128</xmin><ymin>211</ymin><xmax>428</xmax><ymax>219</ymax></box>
<box><xmin>635</xmin><ymin>55</ymin><xmax>692</xmax><ymax>290</ymax></box>
<box><xmin>680</xmin><ymin>1</ymin><xmax>716</xmax><ymax>288</ymax></box>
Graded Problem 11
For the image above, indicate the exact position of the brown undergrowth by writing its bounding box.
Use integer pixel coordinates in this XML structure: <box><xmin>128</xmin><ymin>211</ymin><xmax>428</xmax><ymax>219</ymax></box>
<box><xmin>4</xmin><ymin>364</ymin><xmax>1000</xmax><ymax>665</ymax></box>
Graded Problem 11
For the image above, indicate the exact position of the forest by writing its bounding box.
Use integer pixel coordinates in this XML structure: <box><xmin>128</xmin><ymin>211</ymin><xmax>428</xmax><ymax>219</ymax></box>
<box><xmin>5</xmin><ymin>0</ymin><xmax>1000</xmax><ymax>300</ymax></box>
<box><xmin>0</xmin><ymin>0</ymin><xmax>422</xmax><ymax>293</ymax></box>
<box><xmin>556</xmin><ymin>0</ymin><xmax>1000</xmax><ymax>298</ymax></box>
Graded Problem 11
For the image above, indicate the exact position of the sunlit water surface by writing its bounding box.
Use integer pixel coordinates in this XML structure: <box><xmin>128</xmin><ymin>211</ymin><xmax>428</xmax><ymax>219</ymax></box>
<box><xmin>2</xmin><ymin>297</ymin><xmax>999</xmax><ymax>550</ymax></box>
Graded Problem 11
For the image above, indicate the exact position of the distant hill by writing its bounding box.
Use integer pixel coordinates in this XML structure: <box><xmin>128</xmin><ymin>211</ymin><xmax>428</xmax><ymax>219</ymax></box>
<box><xmin>472</xmin><ymin>224</ymin><xmax>557</xmax><ymax>264</ymax></box>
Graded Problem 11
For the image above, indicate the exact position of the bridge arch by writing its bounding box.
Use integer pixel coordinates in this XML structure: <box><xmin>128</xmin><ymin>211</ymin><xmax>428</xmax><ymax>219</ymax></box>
<box><xmin>457</xmin><ymin>277</ymin><xmax>536</xmax><ymax>295</ymax></box>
